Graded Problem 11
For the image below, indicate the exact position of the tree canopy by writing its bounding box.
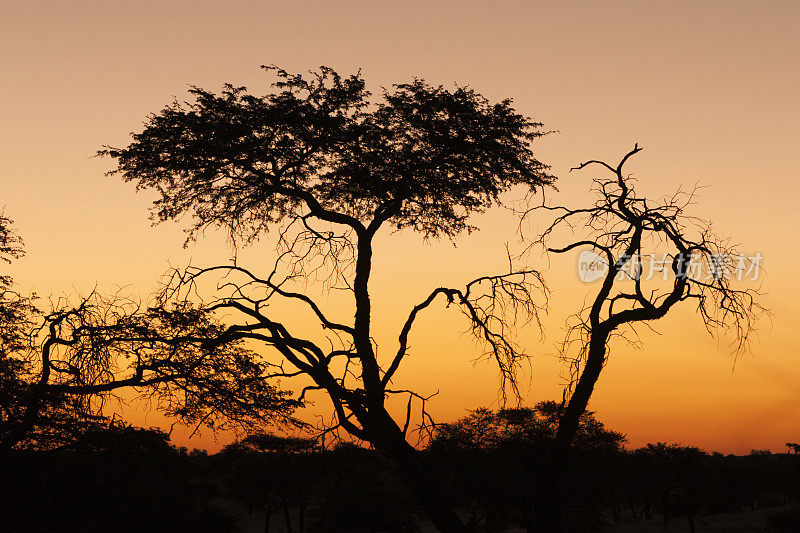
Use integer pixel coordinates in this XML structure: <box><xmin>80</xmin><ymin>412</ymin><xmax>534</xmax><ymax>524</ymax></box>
<box><xmin>100</xmin><ymin>65</ymin><xmax>554</xmax><ymax>242</ymax></box>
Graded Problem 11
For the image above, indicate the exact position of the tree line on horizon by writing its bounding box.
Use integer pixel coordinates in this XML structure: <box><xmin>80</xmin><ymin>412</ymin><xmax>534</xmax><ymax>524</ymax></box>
<box><xmin>1</xmin><ymin>405</ymin><xmax>799</xmax><ymax>532</ymax></box>
<box><xmin>0</xmin><ymin>65</ymin><xmax>765</xmax><ymax>532</ymax></box>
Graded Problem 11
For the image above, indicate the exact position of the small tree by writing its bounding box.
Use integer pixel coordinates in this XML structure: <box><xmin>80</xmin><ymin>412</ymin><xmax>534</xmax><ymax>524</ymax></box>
<box><xmin>633</xmin><ymin>443</ymin><xmax>709</xmax><ymax>532</ymax></box>
<box><xmin>100</xmin><ymin>65</ymin><xmax>554</xmax><ymax>531</ymax></box>
<box><xmin>527</xmin><ymin>145</ymin><xmax>764</xmax><ymax>531</ymax></box>
<box><xmin>0</xmin><ymin>294</ymin><xmax>301</xmax><ymax>452</ymax></box>
<box><xmin>0</xmin><ymin>211</ymin><xmax>298</xmax><ymax>452</ymax></box>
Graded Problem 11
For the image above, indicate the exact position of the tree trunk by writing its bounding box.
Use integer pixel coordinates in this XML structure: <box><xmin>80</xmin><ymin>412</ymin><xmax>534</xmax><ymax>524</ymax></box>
<box><xmin>401</xmin><ymin>450</ymin><xmax>468</xmax><ymax>533</ymax></box>
<box><xmin>529</xmin><ymin>332</ymin><xmax>609</xmax><ymax>532</ymax></box>
<box><xmin>298</xmin><ymin>498</ymin><xmax>305</xmax><ymax>532</ymax></box>
<box><xmin>529</xmin><ymin>448</ymin><xmax>565</xmax><ymax>533</ymax></box>
<box><xmin>282</xmin><ymin>497</ymin><xmax>293</xmax><ymax>533</ymax></box>
<box><xmin>263</xmin><ymin>504</ymin><xmax>271</xmax><ymax>533</ymax></box>
<box><xmin>371</xmin><ymin>411</ymin><xmax>469</xmax><ymax>533</ymax></box>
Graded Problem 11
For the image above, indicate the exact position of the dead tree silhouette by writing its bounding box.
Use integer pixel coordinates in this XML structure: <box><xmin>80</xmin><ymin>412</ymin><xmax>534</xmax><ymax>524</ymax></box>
<box><xmin>100</xmin><ymin>65</ymin><xmax>554</xmax><ymax>532</ymax></box>
<box><xmin>525</xmin><ymin>145</ymin><xmax>765</xmax><ymax>531</ymax></box>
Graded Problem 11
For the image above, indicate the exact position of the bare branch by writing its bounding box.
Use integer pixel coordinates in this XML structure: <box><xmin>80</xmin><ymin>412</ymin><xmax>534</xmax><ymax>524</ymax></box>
<box><xmin>526</xmin><ymin>145</ymin><xmax>766</xmax><ymax>456</ymax></box>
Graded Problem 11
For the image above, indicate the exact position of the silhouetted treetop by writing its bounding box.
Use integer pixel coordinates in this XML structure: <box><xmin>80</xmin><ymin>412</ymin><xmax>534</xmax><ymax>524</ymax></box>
<box><xmin>100</xmin><ymin>65</ymin><xmax>554</xmax><ymax>240</ymax></box>
<box><xmin>429</xmin><ymin>402</ymin><xmax>625</xmax><ymax>454</ymax></box>
<box><xmin>221</xmin><ymin>432</ymin><xmax>316</xmax><ymax>456</ymax></box>
<box><xmin>0</xmin><ymin>212</ymin><xmax>24</xmax><ymax>266</ymax></box>
<box><xmin>0</xmin><ymin>213</ymin><xmax>32</xmax><ymax>353</ymax></box>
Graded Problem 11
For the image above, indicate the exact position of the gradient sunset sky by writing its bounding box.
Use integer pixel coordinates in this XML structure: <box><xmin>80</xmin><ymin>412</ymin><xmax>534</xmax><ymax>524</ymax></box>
<box><xmin>2</xmin><ymin>1</ymin><xmax>798</xmax><ymax>453</ymax></box>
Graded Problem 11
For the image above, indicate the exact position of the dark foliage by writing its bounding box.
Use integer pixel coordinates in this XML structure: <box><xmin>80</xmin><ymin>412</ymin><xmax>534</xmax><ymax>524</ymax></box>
<box><xmin>100</xmin><ymin>65</ymin><xmax>553</xmax><ymax>242</ymax></box>
<box><xmin>6</xmin><ymin>410</ymin><xmax>797</xmax><ymax>532</ymax></box>
<box><xmin>0</xmin><ymin>424</ymin><xmax>236</xmax><ymax>532</ymax></box>
<box><xmin>214</xmin><ymin>436</ymin><xmax>418</xmax><ymax>532</ymax></box>
<box><xmin>427</xmin><ymin>404</ymin><xmax>625</xmax><ymax>530</ymax></box>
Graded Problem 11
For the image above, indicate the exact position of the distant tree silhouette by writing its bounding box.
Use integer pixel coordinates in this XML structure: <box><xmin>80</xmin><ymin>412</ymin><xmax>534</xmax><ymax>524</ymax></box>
<box><xmin>219</xmin><ymin>432</ymin><xmax>318</xmax><ymax>532</ymax></box>
<box><xmin>0</xmin><ymin>211</ymin><xmax>298</xmax><ymax>452</ymax></box>
<box><xmin>632</xmin><ymin>443</ymin><xmax>709</xmax><ymax>532</ymax></box>
<box><xmin>100</xmin><ymin>64</ymin><xmax>554</xmax><ymax>532</ymax></box>
<box><xmin>525</xmin><ymin>145</ymin><xmax>765</xmax><ymax>531</ymax></box>
<box><xmin>428</xmin><ymin>403</ymin><xmax>625</xmax><ymax>530</ymax></box>
<box><xmin>431</xmin><ymin>402</ymin><xmax>624</xmax><ymax>455</ymax></box>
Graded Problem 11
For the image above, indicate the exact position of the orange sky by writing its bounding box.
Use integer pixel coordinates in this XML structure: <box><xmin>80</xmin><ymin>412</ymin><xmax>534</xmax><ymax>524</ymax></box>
<box><xmin>2</xmin><ymin>1</ymin><xmax>799</xmax><ymax>454</ymax></box>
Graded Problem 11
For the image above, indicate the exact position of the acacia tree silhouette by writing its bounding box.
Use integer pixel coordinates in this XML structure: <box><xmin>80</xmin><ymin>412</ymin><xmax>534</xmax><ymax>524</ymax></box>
<box><xmin>526</xmin><ymin>145</ymin><xmax>764</xmax><ymax>531</ymax></box>
<box><xmin>100</xmin><ymin>65</ymin><xmax>554</xmax><ymax>532</ymax></box>
<box><xmin>0</xmin><ymin>213</ymin><xmax>298</xmax><ymax>452</ymax></box>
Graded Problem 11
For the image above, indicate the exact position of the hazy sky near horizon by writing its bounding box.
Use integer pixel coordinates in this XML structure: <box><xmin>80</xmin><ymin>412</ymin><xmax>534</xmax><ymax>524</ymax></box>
<box><xmin>2</xmin><ymin>1</ymin><xmax>799</xmax><ymax>453</ymax></box>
